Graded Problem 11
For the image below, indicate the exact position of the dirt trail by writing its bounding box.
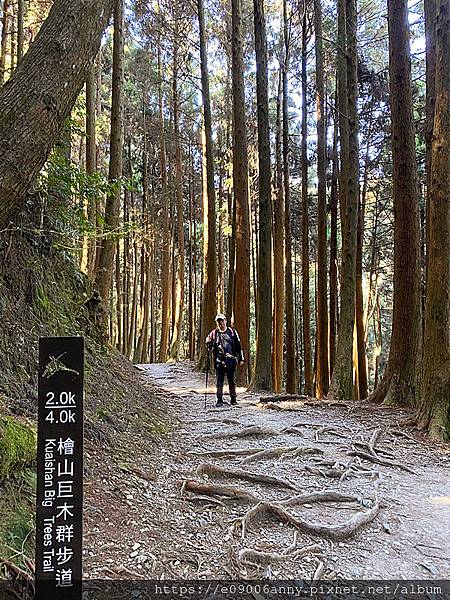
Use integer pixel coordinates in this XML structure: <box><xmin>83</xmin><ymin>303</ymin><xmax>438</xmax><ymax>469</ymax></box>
<box><xmin>84</xmin><ymin>361</ymin><xmax>450</xmax><ymax>581</ymax></box>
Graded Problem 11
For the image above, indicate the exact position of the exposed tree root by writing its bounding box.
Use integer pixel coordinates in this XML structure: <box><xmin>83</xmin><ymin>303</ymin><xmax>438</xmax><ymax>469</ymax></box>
<box><xmin>280</xmin><ymin>447</ymin><xmax>325</xmax><ymax>460</ymax></box>
<box><xmin>196</xmin><ymin>462</ymin><xmax>298</xmax><ymax>492</ymax></box>
<box><xmin>187</xmin><ymin>418</ymin><xmax>241</xmax><ymax>426</ymax></box>
<box><xmin>281</xmin><ymin>426</ymin><xmax>305</xmax><ymax>435</ymax></box>
<box><xmin>241</xmin><ymin>446</ymin><xmax>323</xmax><ymax>464</ymax></box>
<box><xmin>313</xmin><ymin>560</ymin><xmax>325</xmax><ymax>581</ymax></box>
<box><xmin>261</xmin><ymin>403</ymin><xmax>306</xmax><ymax>412</ymax></box>
<box><xmin>0</xmin><ymin>559</ymin><xmax>33</xmax><ymax>581</ymax></box>
<box><xmin>237</xmin><ymin>497</ymin><xmax>380</xmax><ymax>541</ymax></box>
<box><xmin>179</xmin><ymin>479</ymin><xmax>259</xmax><ymax>503</ymax></box>
<box><xmin>187</xmin><ymin>448</ymin><xmax>266</xmax><ymax>458</ymax></box>
<box><xmin>277</xmin><ymin>490</ymin><xmax>358</xmax><ymax>507</ymax></box>
<box><xmin>349</xmin><ymin>447</ymin><xmax>416</xmax><ymax>474</ymax></box>
<box><xmin>262</xmin><ymin>400</ymin><xmax>348</xmax><ymax>411</ymax></box>
<box><xmin>201</xmin><ymin>425</ymin><xmax>277</xmax><ymax>440</ymax></box>
<box><xmin>315</xmin><ymin>425</ymin><xmax>348</xmax><ymax>442</ymax></box>
<box><xmin>305</xmin><ymin>464</ymin><xmax>346</xmax><ymax>479</ymax></box>
<box><xmin>238</xmin><ymin>542</ymin><xmax>321</xmax><ymax>566</ymax></box>
<box><xmin>260</xmin><ymin>394</ymin><xmax>309</xmax><ymax>403</ymax></box>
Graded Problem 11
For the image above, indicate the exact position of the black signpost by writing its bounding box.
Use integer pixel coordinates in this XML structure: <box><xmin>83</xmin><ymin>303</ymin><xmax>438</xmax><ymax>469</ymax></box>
<box><xmin>35</xmin><ymin>337</ymin><xmax>84</xmax><ymax>600</ymax></box>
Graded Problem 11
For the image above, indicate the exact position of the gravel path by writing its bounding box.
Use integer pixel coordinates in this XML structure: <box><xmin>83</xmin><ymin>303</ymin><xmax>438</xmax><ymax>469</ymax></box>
<box><xmin>83</xmin><ymin>361</ymin><xmax>450</xmax><ymax>581</ymax></box>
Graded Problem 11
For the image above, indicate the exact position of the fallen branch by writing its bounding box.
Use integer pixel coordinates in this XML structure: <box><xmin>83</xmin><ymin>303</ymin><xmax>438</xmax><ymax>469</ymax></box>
<box><xmin>196</xmin><ymin>462</ymin><xmax>298</xmax><ymax>492</ymax></box>
<box><xmin>237</xmin><ymin>498</ymin><xmax>380</xmax><ymax>541</ymax></box>
<box><xmin>179</xmin><ymin>479</ymin><xmax>259</xmax><ymax>503</ymax></box>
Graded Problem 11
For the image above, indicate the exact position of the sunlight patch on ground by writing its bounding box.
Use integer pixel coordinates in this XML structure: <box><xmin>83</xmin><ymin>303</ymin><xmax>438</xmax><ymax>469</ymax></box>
<box><xmin>427</xmin><ymin>496</ymin><xmax>450</xmax><ymax>506</ymax></box>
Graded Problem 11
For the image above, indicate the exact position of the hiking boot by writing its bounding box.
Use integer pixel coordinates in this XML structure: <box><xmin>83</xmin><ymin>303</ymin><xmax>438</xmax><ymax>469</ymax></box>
<box><xmin>230</xmin><ymin>397</ymin><xmax>237</xmax><ymax>406</ymax></box>
<box><xmin>216</xmin><ymin>399</ymin><xmax>224</xmax><ymax>408</ymax></box>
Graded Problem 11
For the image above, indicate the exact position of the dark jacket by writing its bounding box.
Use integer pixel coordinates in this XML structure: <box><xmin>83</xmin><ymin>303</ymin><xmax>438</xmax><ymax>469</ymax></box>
<box><xmin>206</xmin><ymin>327</ymin><xmax>244</xmax><ymax>367</ymax></box>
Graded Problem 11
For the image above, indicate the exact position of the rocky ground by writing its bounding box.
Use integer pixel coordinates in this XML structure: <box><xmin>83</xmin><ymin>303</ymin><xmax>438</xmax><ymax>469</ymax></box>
<box><xmin>83</xmin><ymin>361</ymin><xmax>450</xmax><ymax>582</ymax></box>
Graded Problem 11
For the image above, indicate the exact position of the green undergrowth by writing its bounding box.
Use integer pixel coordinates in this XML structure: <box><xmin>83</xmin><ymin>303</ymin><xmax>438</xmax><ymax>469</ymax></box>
<box><xmin>0</xmin><ymin>196</ymin><xmax>169</xmax><ymax>576</ymax></box>
<box><xmin>0</xmin><ymin>417</ymin><xmax>36</xmax><ymax>572</ymax></box>
<box><xmin>0</xmin><ymin>471</ymin><xmax>36</xmax><ymax>570</ymax></box>
<box><xmin>0</xmin><ymin>417</ymin><xmax>36</xmax><ymax>480</ymax></box>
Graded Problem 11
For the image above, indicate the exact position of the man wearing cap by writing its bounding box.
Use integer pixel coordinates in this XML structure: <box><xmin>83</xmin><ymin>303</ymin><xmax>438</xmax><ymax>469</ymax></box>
<box><xmin>206</xmin><ymin>314</ymin><xmax>244</xmax><ymax>407</ymax></box>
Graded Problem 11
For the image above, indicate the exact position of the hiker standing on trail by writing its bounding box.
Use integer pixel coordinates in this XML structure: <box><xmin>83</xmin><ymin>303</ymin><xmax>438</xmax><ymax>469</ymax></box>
<box><xmin>206</xmin><ymin>314</ymin><xmax>244</xmax><ymax>407</ymax></box>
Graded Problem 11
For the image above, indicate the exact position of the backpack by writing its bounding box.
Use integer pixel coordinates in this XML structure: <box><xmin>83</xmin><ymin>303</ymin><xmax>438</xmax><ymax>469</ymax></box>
<box><xmin>214</xmin><ymin>327</ymin><xmax>237</xmax><ymax>368</ymax></box>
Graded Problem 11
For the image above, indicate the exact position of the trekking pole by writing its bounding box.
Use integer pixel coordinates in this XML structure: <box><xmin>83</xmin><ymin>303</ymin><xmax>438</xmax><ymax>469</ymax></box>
<box><xmin>204</xmin><ymin>350</ymin><xmax>210</xmax><ymax>410</ymax></box>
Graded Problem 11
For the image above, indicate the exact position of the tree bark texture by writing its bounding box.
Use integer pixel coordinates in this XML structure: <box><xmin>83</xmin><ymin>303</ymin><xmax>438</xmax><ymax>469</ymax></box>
<box><xmin>197</xmin><ymin>0</ymin><xmax>217</xmax><ymax>371</ymax></box>
<box><xmin>371</xmin><ymin>0</ymin><xmax>422</xmax><ymax>406</ymax></box>
<box><xmin>0</xmin><ymin>0</ymin><xmax>113</xmax><ymax>226</ymax></box>
<box><xmin>314</xmin><ymin>0</ymin><xmax>329</xmax><ymax>397</ymax></box>
<box><xmin>301</xmin><ymin>3</ymin><xmax>312</xmax><ymax>395</ymax></box>
<box><xmin>283</xmin><ymin>0</ymin><xmax>297</xmax><ymax>395</ymax></box>
<box><xmin>95</xmin><ymin>0</ymin><xmax>125</xmax><ymax>302</ymax></box>
<box><xmin>273</xmin><ymin>69</ymin><xmax>285</xmax><ymax>394</ymax></box>
<box><xmin>232</xmin><ymin>0</ymin><xmax>251</xmax><ymax>386</ymax></box>
<box><xmin>251</xmin><ymin>0</ymin><xmax>273</xmax><ymax>391</ymax></box>
<box><xmin>169</xmin><ymin>34</ymin><xmax>185</xmax><ymax>361</ymax></box>
<box><xmin>330</xmin><ymin>0</ymin><xmax>356</xmax><ymax>402</ymax></box>
<box><xmin>418</xmin><ymin>0</ymin><xmax>450</xmax><ymax>440</ymax></box>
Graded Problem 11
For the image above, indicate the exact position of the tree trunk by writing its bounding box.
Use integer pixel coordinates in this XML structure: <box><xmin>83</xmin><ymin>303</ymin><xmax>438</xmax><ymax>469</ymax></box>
<box><xmin>115</xmin><ymin>243</ymin><xmax>122</xmax><ymax>351</ymax></box>
<box><xmin>418</xmin><ymin>0</ymin><xmax>450</xmax><ymax>440</ymax></box>
<box><xmin>226</xmin><ymin>191</ymin><xmax>236</xmax><ymax>324</ymax></box>
<box><xmin>300</xmin><ymin>2</ymin><xmax>312</xmax><ymax>395</ymax></box>
<box><xmin>128</xmin><ymin>242</ymin><xmax>139</xmax><ymax>360</ymax></box>
<box><xmin>93</xmin><ymin>49</ymin><xmax>103</xmax><ymax>278</ymax></box>
<box><xmin>370</xmin><ymin>0</ymin><xmax>422</xmax><ymax>406</ymax></box>
<box><xmin>197</xmin><ymin>0</ymin><xmax>217</xmax><ymax>371</ymax></box>
<box><xmin>231</xmin><ymin>0</ymin><xmax>251</xmax><ymax>386</ymax></box>
<box><xmin>0</xmin><ymin>0</ymin><xmax>10</xmax><ymax>83</ymax></box>
<box><xmin>95</xmin><ymin>0</ymin><xmax>125</xmax><ymax>303</ymax></box>
<box><xmin>0</xmin><ymin>0</ymin><xmax>113</xmax><ymax>226</ymax></box>
<box><xmin>168</xmin><ymin>35</ymin><xmax>185</xmax><ymax>361</ymax></box>
<box><xmin>329</xmin><ymin>102</ymin><xmax>339</xmax><ymax>377</ymax></box>
<box><xmin>425</xmin><ymin>0</ymin><xmax>436</xmax><ymax>287</ymax></box>
<box><xmin>157</xmin><ymin>42</ymin><xmax>171</xmax><ymax>363</ymax></box>
<box><xmin>273</xmin><ymin>69</ymin><xmax>285</xmax><ymax>394</ymax></box>
<box><xmin>355</xmin><ymin>120</ymin><xmax>373</xmax><ymax>400</ymax></box>
<box><xmin>250</xmin><ymin>0</ymin><xmax>273</xmax><ymax>391</ymax></box>
<box><xmin>314</xmin><ymin>0</ymin><xmax>329</xmax><ymax>397</ymax></box>
<box><xmin>85</xmin><ymin>64</ymin><xmax>97</xmax><ymax>277</ymax></box>
<box><xmin>9</xmin><ymin>0</ymin><xmax>14</xmax><ymax>73</ymax></box>
<box><xmin>17</xmin><ymin>0</ymin><xmax>24</xmax><ymax>63</ymax></box>
<box><xmin>329</xmin><ymin>0</ymin><xmax>359</xmax><ymax>402</ymax></box>
<box><xmin>283</xmin><ymin>0</ymin><xmax>297</xmax><ymax>395</ymax></box>
<box><xmin>122</xmin><ymin>180</ymin><xmax>132</xmax><ymax>355</ymax></box>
